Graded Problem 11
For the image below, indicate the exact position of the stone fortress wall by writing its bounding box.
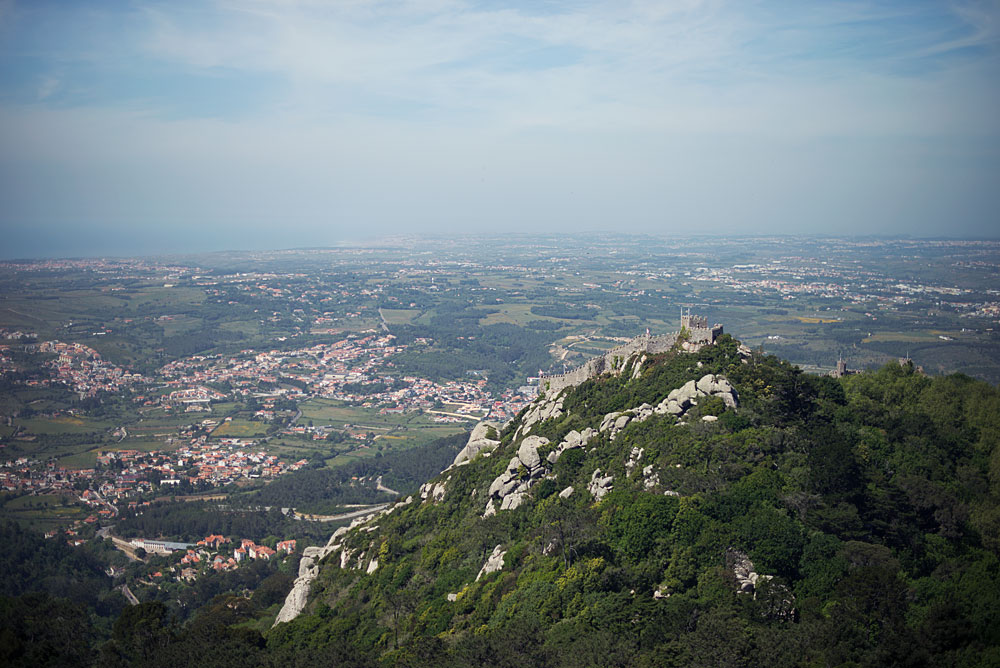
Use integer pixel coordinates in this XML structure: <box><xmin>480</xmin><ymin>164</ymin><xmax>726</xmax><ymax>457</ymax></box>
<box><xmin>539</xmin><ymin>311</ymin><xmax>722</xmax><ymax>394</ymax></box>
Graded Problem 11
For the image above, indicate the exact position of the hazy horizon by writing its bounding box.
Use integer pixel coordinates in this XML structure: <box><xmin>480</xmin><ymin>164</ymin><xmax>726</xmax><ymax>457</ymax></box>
<box><xmin>3</xmin><ymin>231</ymin><xmax>999</xmax><ymax>264</ymax></box>
<box><xmin>2</xmin><ymin>1</ymin><xmax>998</xmax><ymax>258</ymax></box>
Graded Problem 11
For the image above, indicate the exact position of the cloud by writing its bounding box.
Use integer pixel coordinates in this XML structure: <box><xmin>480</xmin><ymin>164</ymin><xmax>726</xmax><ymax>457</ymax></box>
<box><xmin>0</xmin><ymin>0</ymin><xmax>998</xmax><ymax>254</ymax></box>
<box><xmin>36</xmin><ymin>75</ymin><xmax>59</xmax><ymax>100</ymax></box>
<box><xmin>124</xmin><ymin>1</ymin><xmax>1000</xmax><ymax>131</ymax></box>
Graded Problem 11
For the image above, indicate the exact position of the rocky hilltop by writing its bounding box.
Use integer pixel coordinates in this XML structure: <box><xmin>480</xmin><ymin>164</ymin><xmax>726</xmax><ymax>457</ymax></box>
<box><xmin>269</xmin><ymin>333</ymin><xmax>1000</xmax><ymax>667</ymax></box>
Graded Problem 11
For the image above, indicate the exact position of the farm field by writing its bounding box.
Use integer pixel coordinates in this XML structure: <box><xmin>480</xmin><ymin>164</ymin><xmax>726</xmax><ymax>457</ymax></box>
<box><xmin>15</xmin><ymin>415</ymin><xmax>113</xmax><ymax>435</ymax></box>
<box><xmin>298</xmin><ymin>398</ymin><xmax>466</xmax><ymax>457</ymax></box>
<box><xmin>210</xmin><ymin>419</ymin><xmax>271</xmax><ymax>438</ymax></box>
<box><xmin>379</xmin><ymin>308</ymin><xmax>421</xmax><ymax>325</ymax></box>
<box><xmin>0</xmin><ymin>492</ymin><xmax>90</xmax><ymax>531</ymax></box>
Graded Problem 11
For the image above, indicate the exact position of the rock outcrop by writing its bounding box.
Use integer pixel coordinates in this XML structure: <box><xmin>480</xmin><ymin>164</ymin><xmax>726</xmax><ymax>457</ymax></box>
<box><xmin>592</xmin><ymin>374</ymin><xmax>736</xmax><ymax>442</ymax></box>
<box><xmin>546</xmin><ymin>428</ymin><xmax>596</xmax><ymax>464</ymax></box>
<box><xmin>588</xmin><ymin>468</ymin><xmax>614</xmax><ymax>501</ymax></box>
<box><xmin>484</xmin><ymin>436</ymin><xmax>549</xmax><ymax>514</ymax></box>
<box><xmin>274</xmin><ymin>525</ymin><xmax>353</xmax><ymax>626</ymax></box>
<box><xmin>625</xmin><ymin>446</ymin><xmax>644</xmax><ymax>477</ymax></box>
<box><xmin>476</xmin><ymin>544</ymin><xmax>507</xmax><ymax>581</ymax></box>
<box><xmin>451</xmin><ymin>421</ymin><xmax>501</xmax><ymax>467</ymax></box>
<box><xmin>515</xmin><ymin>393</ymin><xmax>564</xmax><ymax>439</ymax></box>
<box><xmin>726</xmin><ymin>549</ymin><xmax>795</xmax><ymax>619</ymax></box>
<box><xmin>419</xmin><ymin>476</ymin><xmax>450</xmax><ymax>503</ymax></box>
<box><xmin>482</xmin><ymin>374</ymin><xmax>738</xmax><ymax>512</ymax></box>
<box><xmin>655</xmin><ymin>374</ymin><xmax>737</xmax><ymax>416</ymax></box>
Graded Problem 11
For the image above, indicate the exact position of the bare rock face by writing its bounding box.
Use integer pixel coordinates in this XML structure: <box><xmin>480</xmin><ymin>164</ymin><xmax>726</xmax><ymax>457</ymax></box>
<box><xmin>275</xmin><ymin>577</ymin><xmax>313</xmax><ymax>625</ymax></box>
<box><xmin>500</xmin><ymin>492</ymin><xmax>527</xmax><ymax>511</ymax></box>
<box><xmin>483</xmin><ymin>498</ymin><xmax>497</xmax><ymax>518</ymax></box>
<box><xmin>476</xmin><ymin>544</ymin><xmax>507</xmax><ymax>581</ymax></box>
<box><xmin>516</xmin><ymin>394</ymin><xmax>564</xmax><ymax>438</ymax></box>
<box><xmin>642</xmin><ymin>464</ymin><xmax>660</xmax><ymax>490</ymax></box>
<box><xmin>588</xmin><ymin>468</ymin><xmax>614</xmax><ymax>501</ymax></box>
<box><xmin>727</xmin><ymin>549</ymin><xmax>772</xmax><ymax>594</ymax></box>
<box><xmin>654</xmin><ymin>374</ymin><xmax>738</xmax><ymax>420</ymax></box>
<box><xmin>482</xmin><ymin>436</ymin><xmax>550</xmax><ymax>515</ymax></box>
<box><xmin>548</xmin><ymin>428</ymin><xmax>595</xmax><ymax>463</ymax></box>
<box><xmin>626</xmin><ymin>447</ymin><xmax>644</xmax><ymax>477</ymax></box>
<box><xmin>419</xmin><ymin>476</ymin><xmax>450</xmax><ymax>503</ymax></box>
<box><xmin>452</xmin><ymin>421</ymin><xmax>501</xmax><ymax>467</ymax></box>
<box><xmin>517</xmin><ymin>435</ymin><xmax>547</xmax><ymax>469</ymax></box>
<box><xmin>631</xmin><ymin>355</ymin><xmax>647</xmax><ymax>379</ymax></box>
<box><xmin>726</xmin><ymin>548</ymin><xmax>796</xmax><ymax>619</ymax></box>
<box><xmin>274</xmin><ymin>544</ymin><xmax>337</xmax><ymax>626</ymax></box>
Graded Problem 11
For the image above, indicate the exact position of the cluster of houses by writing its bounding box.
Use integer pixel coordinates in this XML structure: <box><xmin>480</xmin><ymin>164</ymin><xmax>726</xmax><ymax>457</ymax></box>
<box><xmin>35</xmin><ymin>340</ymin><xmax>149</xmax><ymax>397</ymax></box>
<box><xmin>169</xmin><ymin>534</ymin><xmax>297</xmax><ymax>581</ymax></box>
<box><xmin>93</xmin><ymin>442</ymin><xmax>308</xmax><ymax>491</ymax></box>
<box><xmin>1</xmin><ymin>436</ymin><xmax>309</xmax><ymax>507</ymax></box>
<box><xmin>156</xmin><ymin>334</ymin><xmax>533</xmax><ymax>424</ymax></box>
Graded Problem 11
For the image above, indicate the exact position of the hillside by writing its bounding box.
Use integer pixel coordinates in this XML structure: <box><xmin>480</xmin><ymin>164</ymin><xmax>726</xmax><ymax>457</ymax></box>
<box><xmin>100</xmin><ymin>335</ymin><xmax>1000</xmax><ymax>667</ymax></box>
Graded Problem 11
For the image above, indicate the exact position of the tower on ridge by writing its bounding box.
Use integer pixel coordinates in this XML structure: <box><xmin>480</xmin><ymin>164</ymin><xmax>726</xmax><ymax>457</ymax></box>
<box><xmin>680</xmin><ymin>307</ymin><xmax>707</xmax><ymax>331</ymax></box>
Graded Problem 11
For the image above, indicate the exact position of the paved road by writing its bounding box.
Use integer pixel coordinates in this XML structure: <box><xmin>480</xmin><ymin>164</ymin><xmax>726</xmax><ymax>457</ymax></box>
<box><xmin>250</xmin><ymin>503</ymin><xmax>389</xmax><ymax>522</ymax></box>
<box><xmin>290</xmin><ymin>503</ymin><xmax>390</xmax><ymax>522</ymax></box>
<box><xmin>375</xmin><ymin>476</ymin><xmax>399</xmax><ymax>496</ymax></box>
<box><xmin>426</xmin><ymin>409</ymin><xmax>479</xmax><ymax>422</ymax></box>
<box><xmin>120</xmin><ymin>584</ymin><xmax>139</xmax><ymax>606</ymax></box>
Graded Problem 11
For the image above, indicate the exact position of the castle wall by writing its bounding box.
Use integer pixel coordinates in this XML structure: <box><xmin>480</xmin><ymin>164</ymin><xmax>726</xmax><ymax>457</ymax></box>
<box><xmin>538</xmin><ymin>319</ymin><xmax>723</xmax><ymax>394</ymax></box>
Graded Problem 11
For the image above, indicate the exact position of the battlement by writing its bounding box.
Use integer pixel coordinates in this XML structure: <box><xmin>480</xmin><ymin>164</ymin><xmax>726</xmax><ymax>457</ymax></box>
<box><xmin>538</xmin><ymin>313</ymin><xmax>722</xmax><ymax>394</ymax></box>
<box><xmin>681</xmin><ymin>313</ymin><xmax>708</xmax><ymax>330</ymax></box>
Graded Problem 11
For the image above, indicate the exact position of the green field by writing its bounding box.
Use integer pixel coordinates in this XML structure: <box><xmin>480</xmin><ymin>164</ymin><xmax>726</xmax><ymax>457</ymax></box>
<box><xmin>211</xmin><ymin>419</ymin><xmax>270</xmax><ymax>438</ymax></box>
<box><xmin>298</xmin><ymin>398</ymin><xmax>465</xmax><ymax>462</ymax></box>
<box><xmin>380</xmin><ymin>308</ymin><xmax>421</xmax><ymax>325</ymax></box>
<box><xmin>862</xmin><ymin>331</ymin><xmax>958</xmax><ymax>343</ymax></box>
<box><xmin>476</xmin><ymin>303</ymin><xmax>562</xmax><ymax>326</ymax></box>
<box><xmin>16</xmin><ymin>415</ymin><xmax>113</xmax><ymax>435</ymax></box>
<box><xmin>0</xmin><ymin>492</ymin><xmax>90</xmax><ymax>531</ymax></box>
<box><xmin>57</xmin><ymin>450</ymin><xmax>101</xmax><ymax>469</ymax></box>
<box><xmin>300</xmin><ymin>399</ymin><xmax>418</xmax><ymax>429</ymax></box>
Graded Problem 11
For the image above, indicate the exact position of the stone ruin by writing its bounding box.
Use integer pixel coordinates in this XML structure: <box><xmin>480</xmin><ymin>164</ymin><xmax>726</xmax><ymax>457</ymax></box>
<box><xmin>538</xmin><ymin>312</ymin><xmax>723</xmax><ymax>394</ymax></box>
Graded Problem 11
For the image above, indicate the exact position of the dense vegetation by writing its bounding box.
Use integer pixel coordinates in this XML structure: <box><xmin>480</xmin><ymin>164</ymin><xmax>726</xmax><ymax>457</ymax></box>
<box><xmin>5</xmin><ymin>341</ymin><xmax>1000</xmax><ymax>666</ymax></box>
<box><xmin>113</xmin><ymin>503</ymin><xmax>332</xmax><ymax>544</ymax></box>
<box><xmin>0</xmin><ymin>520</ymin><xmax>126</xmax><ymax>666</ymax></box>
<box><xmin>0</xmin><ymin>520</ymin><xmax>116</xmax><ymax>608</ymax></box>
<box><xmin>392</xmin><ymin>322</ymin><xmax>554</xmax><ymax>390</ymax></box>
<box><xmin>261</xmin><ymin>340</ymin><xmax>1000</xmax><ymax>667</ymax></box>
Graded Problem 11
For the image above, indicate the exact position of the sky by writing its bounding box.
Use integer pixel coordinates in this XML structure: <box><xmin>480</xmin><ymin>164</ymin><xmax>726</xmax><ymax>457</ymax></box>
<box><xmin>0</xmin><ymin>0</ymin><xmax>998</xmax><ymax>258</ymax></box>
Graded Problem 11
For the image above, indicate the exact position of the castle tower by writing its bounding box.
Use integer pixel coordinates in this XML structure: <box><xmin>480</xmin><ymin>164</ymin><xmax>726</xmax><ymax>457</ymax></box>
<box><xmin>680</xmin><ymin>307</ymin><xmax>707</xmax><ymax>331</ymax></box>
